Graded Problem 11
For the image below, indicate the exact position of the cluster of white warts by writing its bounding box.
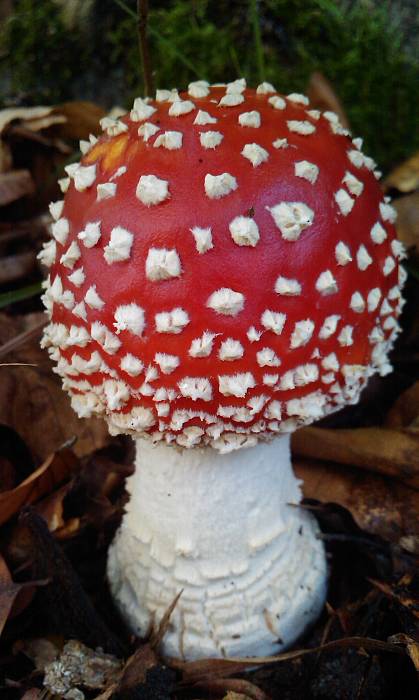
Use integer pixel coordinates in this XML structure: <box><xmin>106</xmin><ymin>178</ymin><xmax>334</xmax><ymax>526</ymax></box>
<box><xmin>40</xmin><ymin>79</ymin><xmax>405</xmax><ymax>452</ymax></box>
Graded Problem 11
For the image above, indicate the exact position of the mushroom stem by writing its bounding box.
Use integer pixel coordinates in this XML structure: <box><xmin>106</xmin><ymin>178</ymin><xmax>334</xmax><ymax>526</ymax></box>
<box><xmin>107</xmin><ymin>435</ymin><xmax>327</xmax><ymax>659</ymax></box>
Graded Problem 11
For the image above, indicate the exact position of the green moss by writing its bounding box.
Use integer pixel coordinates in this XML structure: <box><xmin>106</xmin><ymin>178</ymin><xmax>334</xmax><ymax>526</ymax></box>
<box><xmin>1</xmin><ymin>0</ymin><xmax>418</xmax><ymax>172</ymax></box>
<box><xmin>0</xmin><ymin>0</ymin><xmax>87</xmax><ymax>104</ymax></box>
<box><xmin>263</xmin><ymin>0</ymin><xmax>419</xmax><ymax>172</ymax></box>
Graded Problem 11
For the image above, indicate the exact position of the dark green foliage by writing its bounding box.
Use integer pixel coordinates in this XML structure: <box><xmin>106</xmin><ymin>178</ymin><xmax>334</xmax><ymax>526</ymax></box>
<box><xmin>1</xmin><ymin>0</ymin><xmax>418</xmax><ymax>172</ymax></box>
<box><xmin>262</xmin><ymin>0</ymin><xmax>419</xmax><ymax>173</ymax></box>
<box><xmin>0</xmin><ymin>0</ymin><xmax>88</xmax><ymax>104</ymax></box>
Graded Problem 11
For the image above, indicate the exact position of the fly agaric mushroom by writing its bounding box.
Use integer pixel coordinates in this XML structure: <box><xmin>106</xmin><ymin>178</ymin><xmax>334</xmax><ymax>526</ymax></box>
<box><xmin>40</xmin><ymin>79</ymin><xmax>406</xmax><ymax>660</ymax></box>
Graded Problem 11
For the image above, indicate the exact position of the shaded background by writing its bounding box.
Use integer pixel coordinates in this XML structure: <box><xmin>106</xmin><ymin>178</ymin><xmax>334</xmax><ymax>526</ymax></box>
<box><xmin>1</xmin><ymin>0</ymin><xmax>418</xmax><ymax>173</ymax></box>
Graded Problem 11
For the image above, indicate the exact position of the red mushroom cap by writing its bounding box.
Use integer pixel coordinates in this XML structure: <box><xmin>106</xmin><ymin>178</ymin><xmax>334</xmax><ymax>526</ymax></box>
<box><xmin>40</xmin><ymin>80</ymin><xmax>406</xmax><ymax>452</ymax></box>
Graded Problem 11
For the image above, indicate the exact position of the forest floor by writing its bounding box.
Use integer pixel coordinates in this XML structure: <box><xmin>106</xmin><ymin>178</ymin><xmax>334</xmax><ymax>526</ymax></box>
<box><xmin>0</xmin><ymin>81</ymin><xmax>418</xmax><ymax>699</ymax></box>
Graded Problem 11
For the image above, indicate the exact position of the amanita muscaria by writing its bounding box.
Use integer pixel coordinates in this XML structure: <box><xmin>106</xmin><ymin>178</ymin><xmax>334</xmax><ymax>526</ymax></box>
<box><xmin>39</xmin><ymin>79</ymin><xmax>405</xmax><ymax>659</ymax></box>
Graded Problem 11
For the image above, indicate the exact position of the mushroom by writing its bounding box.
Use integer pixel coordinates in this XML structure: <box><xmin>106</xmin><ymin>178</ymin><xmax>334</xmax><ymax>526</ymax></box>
<box><xmin>40</xmin><ymin>80</ymin><xmax>406</xmax><ymax>660</ymax></box>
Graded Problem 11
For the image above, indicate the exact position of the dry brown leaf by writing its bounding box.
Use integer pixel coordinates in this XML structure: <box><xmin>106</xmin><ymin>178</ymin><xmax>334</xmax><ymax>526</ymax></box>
<box><xmin>295</xmin><ymin>459</ymin><xmax>419</xmax><ymax>549</ymax></box>
<box><xmin>0</xmin><ymin>251</ymin><xmax>36</xmax><ymax>285</ymax></box>
<box><xmin>368</xmin><ymin>578</ymin><xmax>419</xmax><ymax>619</ymax></box>
<box><xmin>0</xmin><ymin>107</ymin><xmax>55</xmax><ymax>135</ymax></box>
<box><xmin>0</xmin><ymin>102</ymin><xmax>104</xmax><ymax>148</ymax></box>
<box><xmin>92</xmin><ymin>644</ymin><xmax>175</xmax><ymax>699</ymax></box>
<box><xmin>385</xmin><ymin>381</ymin><xmax>419</xmax><ymax>429</ymax></box>
<box><xmin>33</xmin><ymin>481</ymin><xmax>81</xmax><ymax>538</ymax></box>
<box><xmin>384</xmin><ymin>151</ymin><xmax>419</xmax><ymax>193</ymax></box>
<box><xmin>306</xmin><ymin>72</ymin><xmax>350</xmax><ymax>129</ymax></box>
<box><xmin>406</xmin><ymin>641</ymin><xmax>419</xmax><ymax>672</ymax></box>
<box><xmin>18</xmin><ymin>637</ymin><xmax>60</xmax><ymax>670</ymax></box>
<box><xmin>0</xmin><ymin>554</ymin><xmax>22</xmax><ymax>636</ymax></box>
<box><xmin>196</xmin><ymin>680</ymin><xmax>269</xmax><ymax>700</ymax></box>
<box><xmin>0</xmin><ymin>554</ymin><xmax>48</xmax><ymax>635</ymax></box>
<box><xmin>0</xmin><ymin>108</ymin><xmax>69</xmax><ymax>192</ymax></box>
<box><xmin>0</xmin><ymin>313</ymin><xmax>109</xmax><ymax>460</ymax></box>
<box><xmin>0</xmin><ymin>449</ymin><xmax>78</xmax><ymax>527</ymax></box>
<box><xmin>388</xmin><ymin>634</ymin><xmax>419</xmax><ymax>672</ymax></box>
<box><xmin>292</xmin><ymin>426</ymin><xmax>419</xmax><ymax>489</ymax></box>
<box><xmin>0</xmin><ymin>170</ymin><xmax>35</xmax><ymax>206</ymax></box>
<box><xmin>117</xmin><ymin>645</ymin><xmax>159</xmax><ymax>691</ymax></box>
<box><xmin>0</xmin><ymin>213</ymin><xmax>50</xmax><ymax>246</ymax></box>
<box><xmin>7</xmin><ymin>124</ymin><xmax>72</xmax><ymax>154</ymax></box>
<box><xmin>53</xmin><ymin>101</ymin><xmax>106</xmax><ymax>140</ymax></box>
<box><xmin>0</xmin><ymin>102</ymin><xmax>105</xmax><ymax>210</ymax></box>
<box><xmin>0</xmin><ymin>140</ymin><xmax>12</xmax><ymax>174</ymax></box>
<box><xmin>393</xmin><ymin>192</ymin><xmax>419</xmax><ymax>253</ymax></box>
<box><xmin>22</xmin><ymin>114</ymin><xmax>67</xmax><ymax>132</ymax></box>
<box><xmin>19</xmin><ymin>691</ymin><xmax>42</xmax><ymax>700</ymax></box>
<box><xmin>0</xmin><ymin>320</ymin><xmax>46</xmax><ymax>363</ymax></box>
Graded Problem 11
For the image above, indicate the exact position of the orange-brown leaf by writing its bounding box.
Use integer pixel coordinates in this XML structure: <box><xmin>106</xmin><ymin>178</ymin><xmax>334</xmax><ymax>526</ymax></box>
<box><xmin>393</xmin><ymin>192</ymin><xmax>419</xmax><ymax>254</ymax></box>
<box><xmin>295</xmin><ymin>459</ymin><xmax>419</xmax><ymax>549</ymax></box>
<box><xmin>384</xmin><ymin>151</ymin><xmax>419</xmax><ymax>193</ymax></box>
<box><xmin>0</xmin><ymin>449</ymin><xmax>78</xmax><ymax>527</ymax></box>
<box><xmin>306</xmin><ymin>72</ymin><xmax>350</xmax><ymax>129</ymax></box>
<box><xmin>52</xmin><ymin>101</ymin><xmax>106</xmax><ymax>140</ymax></box>
<box><xmin>385</xmin><ymin>381</ymin><xmax>419</xmax><ymax>429</ymax></box>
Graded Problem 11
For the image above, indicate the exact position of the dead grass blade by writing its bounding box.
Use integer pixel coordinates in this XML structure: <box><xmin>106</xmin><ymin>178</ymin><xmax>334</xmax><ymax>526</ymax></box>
<box><xmin>171</xmin><ymin>637</ymin><xmax>406</xmax><ymax>683</ymax></box>
<box><xmin>368</xmin><ymin>577</ymin><xmax>419</xmax><ymax>619</ymax></box>
<box><xmin>150</xmin><ymin>589</ymin><xmax>183</xmax><ymax>649</ymax></box>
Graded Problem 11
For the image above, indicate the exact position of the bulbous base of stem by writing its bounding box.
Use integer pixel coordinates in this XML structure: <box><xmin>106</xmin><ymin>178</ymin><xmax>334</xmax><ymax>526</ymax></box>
<box><xmin>107</xmin><ymin>436</ymin><xmax>327</xmax><ymax>660</ymax></box>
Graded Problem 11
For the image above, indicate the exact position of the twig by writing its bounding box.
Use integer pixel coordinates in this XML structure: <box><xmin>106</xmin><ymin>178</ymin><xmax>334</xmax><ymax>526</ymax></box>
<box><xmin>137</xmin><ymin>0</ymin><xmax>153</xmax><ymax>96</ymax></box>
<box><xmin>0</xmin><ymin>318</ymin><xmax>46</xmax><ymax>360</ymax></box>
<box><xmin>249</xmin><ymin>0</ymin><xmax>265</xmax><ymax>82</ymax></box>
<box><xmin>114</xmin><ymin>0</ymin><xmax>198</xmax><ymax>74</ymax></box>
<box><xmin>0</xmin><ymin>362</ymin><xmax>37</xmax><ymax>367</ymax></box>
